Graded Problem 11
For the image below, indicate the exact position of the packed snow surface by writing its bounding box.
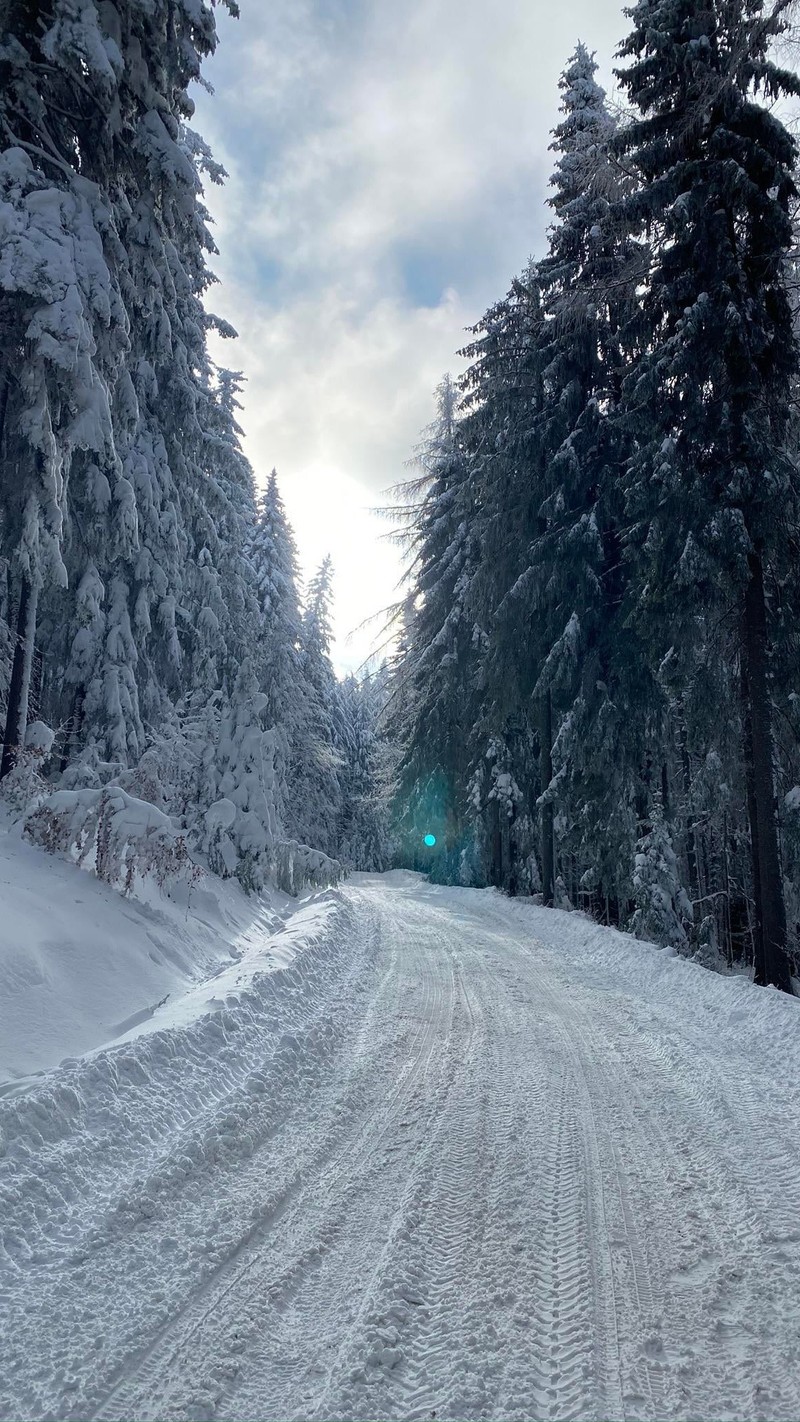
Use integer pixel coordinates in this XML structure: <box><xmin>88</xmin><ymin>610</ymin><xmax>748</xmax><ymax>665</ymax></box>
<box><xmin>2</xmin><ymin>871</ymin><xmax>800</xmax><ymax>1421</ymax></box>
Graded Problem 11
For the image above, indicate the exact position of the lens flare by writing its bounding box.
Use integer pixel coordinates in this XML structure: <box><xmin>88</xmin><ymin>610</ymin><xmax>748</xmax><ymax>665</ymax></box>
<box><xmin>424</xmin><ymin>833</ymin><xmax>437</xmax><ymax>847</ymax></box>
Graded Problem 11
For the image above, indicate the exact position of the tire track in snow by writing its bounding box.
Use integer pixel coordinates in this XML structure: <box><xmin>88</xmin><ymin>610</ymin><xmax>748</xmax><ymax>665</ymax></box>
<box><xmin>501</xmin><ymin>923</ymin><xmax>713</xmax><ymax>1419</ymax></box>
<box><xmin>631</xmin><ymin>1017</ymin><xmax>800</xmax><ymax>1422</ymax></box>
<box><xmin>493</xmin><ymin>897</ymin><xmax>800</xmax><ymax>1422</ymax></box>
<box><xmin>1</xmin><ymin>894</ymin><xmax>373</xmax><ymax>1422</ymax></box>
<box><xmin>6</xmin><ymin>875</ymin><xmax>800</xmax><ymax>1422</ymax></box>
<box><xmin>332</xmin><ymin>960</ymin><xmax>491</xmax><ymax>1422</ymax></box>
<box><xmin>218</xmin><ymin>934</ymin><xmax>455</xmax><ymax>1422</ymax></box>
<box><xmin>220</xmin><ymin>907</ymin><xmax>468</xmax><ymax>1422</ymax></box>
<box><xmin>91</xmin><ymin>897</ymin><xmax>458</xmax><ymax>1422</ymax></box>
<box><xmin>306</xmin><ymin>915</ymin><xmax>615</xmax><ymax>1422</ymax></box>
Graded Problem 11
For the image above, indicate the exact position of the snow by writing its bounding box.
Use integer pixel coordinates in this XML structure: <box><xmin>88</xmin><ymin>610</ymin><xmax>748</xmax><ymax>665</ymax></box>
<box><xmin>1</xmin><ymin>870</ymin><xmax>800</xmax><ymax>1421</ymax></box>
<box><xmin>23</xmin><ymin>720</ymin><xmax>54</xmax><ymax>754</ymax></box>
<box><xmin>204</xmin><ymin>796</ymin><xmax>237</xmax><ymax>832</ymax></box>
<box><xmin>0</xmin><ymin>808</ymin><xmax>322</xmax><ymax>1081</ymax></box>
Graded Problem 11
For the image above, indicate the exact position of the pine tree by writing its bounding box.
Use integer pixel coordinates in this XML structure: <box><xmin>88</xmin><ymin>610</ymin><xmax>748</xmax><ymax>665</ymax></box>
<box><xmin>0</xmin><ymin>134</ymin><xmax>124</xmax><ymax>771</ymax></box>
<box><xmin>615</xmin><ymin>0</ymin><xmax>800</xmax><ymax>991</ymax></box>
<box><xmin>250</xmin><ymin>470</ymin><xmax>303</xmax><ymax>719</ymax></box>
<box><xmin>248</xmin><ymin>468</ymin><xmax>305</xmax><ymax>806</ymax></box>
<box><xmin>392</xmin><ymin>376</ymin><xmax>481</xmax><ymax>879</ymax></box>
<box><xmin>336</xmin><ymin>673</ymin><xmax>392</xmax><ymax>871</ymax></box>
<box><xmin>187</xmin><ymin>367</ymin><xmax>257</xmax><ymax>696</ymax></box>
<box><xmin>291</xmin><ymin>557</ymin><xmax>342</xmax><ymax>856</ymax></box>
<box><xmin>211</xmin><ymin>659</ymin><xmax>280</xmax><ymax>893</ymax></box>
<box><xmin>0</xmin><ymin>0</ymin><xmax>353</xmax><ymax>896</ymax></box>
<box><xmin>1</xmin><ymin>0</ymin><xmax>254</xmax><ymax>770</ymax></box>
<box><xmin>631</xmin><ymin>796</ymin><xmax>693</xmax><ymax>949</ymax></box>
<box><xmin>457</xmin><ymin>277</ymin><xmax>550</xmax><ymax>892</ymax></box>
<box><xmin>524</xmin><ymin>45</ymin><xmax>651</xmax><ymax>914</ymax></box>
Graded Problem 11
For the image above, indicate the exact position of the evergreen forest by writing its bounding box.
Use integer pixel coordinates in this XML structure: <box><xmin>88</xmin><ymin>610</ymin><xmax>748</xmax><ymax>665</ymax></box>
<box><xmin>388</xmin><ymin>3</ymin><xmax>800</xmax><ymax>994</ymax></box>
<box><xmin>2</xmin><ymin>0</ymin><xmax>800</xmax><ymax>994</ymax></box>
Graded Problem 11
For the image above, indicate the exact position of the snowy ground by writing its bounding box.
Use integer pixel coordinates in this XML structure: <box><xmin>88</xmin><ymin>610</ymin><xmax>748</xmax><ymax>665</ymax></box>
<box><xmin>2</xmin><ymin>869</ymin><xmax>800</xmax><ymax>1422</ymax></box>
<box><xmin>0</xmin><ymin>810</ymin><xmax>310</xmax><ymax>1081</ymax></box>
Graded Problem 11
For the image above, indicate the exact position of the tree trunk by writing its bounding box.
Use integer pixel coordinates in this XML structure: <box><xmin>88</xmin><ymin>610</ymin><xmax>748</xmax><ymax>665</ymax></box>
<box><xmin>60</xmin><ymin>683</ymin><xmax>85</xmax><ymax>773</ymax></box>
<box><xmin>505</xmin><ymin>801</ymin><xmax>518</xmax><ymax>896</ymax></box>
<box><xmin>740</xmin><ymin>554</ymin><xmax>792</xmax><ymax>992</ymax></box>
<box><xmin>539</xmin><ymin>689</ymin><xmax>554</xmax><ymax>907</ymax></box>
<box><xmin>0</xmin><ymin>368</ymin><xmax>10</xmax><ymax>453</ymax></box>
<box><xmin>722</xmin><ymin>810</ymin><xmax>733</xmax><ymax>968</ymax></box>
<box><xmin>740</xmin><ymin>664</ymin><xmax>763</xmax><ymax>972</ymax></box>
<box><xmin>1</xmin><ymin>574</ymin><xmax>38</xmax><ymax>779</ymax></box>
<box><xmin>678</xmin><ymin>708</ymin><xmax>700</xmax><ymax>928</ymax></box>
<box><xmin>490</xmin><ymin>797</ymin><xmax>502</xmax><ymax>889</ymax></box>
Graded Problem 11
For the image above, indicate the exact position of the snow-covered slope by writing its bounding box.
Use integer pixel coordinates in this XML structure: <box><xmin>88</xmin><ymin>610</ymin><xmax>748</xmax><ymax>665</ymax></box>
<box><xmin>0</xmin><ymin>809</ymin><xmax>319</xmax><ymax>1082</ymax></box>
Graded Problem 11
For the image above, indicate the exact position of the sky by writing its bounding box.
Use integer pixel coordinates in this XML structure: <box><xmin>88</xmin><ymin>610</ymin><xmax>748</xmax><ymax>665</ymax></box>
<box><xmin>193</xmin><ymin>0</ymin><xmax>629</xmax><ymax>673</ymax></box>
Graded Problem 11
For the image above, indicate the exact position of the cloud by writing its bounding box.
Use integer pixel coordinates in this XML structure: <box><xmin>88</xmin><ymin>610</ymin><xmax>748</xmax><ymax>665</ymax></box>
<box><xmin>209</xmin><ymin>281</ymin><xmax>473</xmax><ymax>671</ymax></box>
<box><xmin>194</xmin><ymin>0</ymin><xmax>629</xmax><ymax>669</ymax></box>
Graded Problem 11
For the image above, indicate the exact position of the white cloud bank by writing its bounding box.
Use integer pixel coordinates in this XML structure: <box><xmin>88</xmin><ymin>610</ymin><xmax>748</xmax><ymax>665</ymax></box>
<box><xmin>194</xmin><ymin>0</ymin><xmax>628</xmax><ymax>671</ymax></box>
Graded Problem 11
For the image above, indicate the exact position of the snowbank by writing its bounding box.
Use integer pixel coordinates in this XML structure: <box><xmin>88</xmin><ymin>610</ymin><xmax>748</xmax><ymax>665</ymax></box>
<box><xmin>0</xmin><ymin>808</ymin><xmax>331</xmax><ymax>1082</ymax></box>
<box><xmin>25</xmin><ymin>785</ymin><xmax>198</xmax><ymax>897</ymax></box>
<box><xmin>496</xmin><ymin>892</ymin><xmax>800</xmax><ymax>1080</ymax></box>
<box><xmin>0</xmin><ymin>886</ymin><xmax>351</xmax><ymax>1285</ymax></box>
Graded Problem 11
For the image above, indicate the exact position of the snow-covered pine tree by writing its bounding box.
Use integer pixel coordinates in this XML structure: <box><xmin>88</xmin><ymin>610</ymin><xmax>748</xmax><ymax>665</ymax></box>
<box><xmin>248</xmin><ymin>467</ymin><xmax>305</xmax><ymax>824</ymax></box>
<box><xmin>631</xmin><ymin>797</ymin><xmax>693</xmax><ymax>950</ymax></box>
<box><xmin>291</xmin><ymin>557</ymin><xmax>342</xmax><ymax>857</ymax></box>
<box><xmin>386</xmin><ymin>18</ymin><xmax>800</xmax><ymax>986</ymax></box>
<box><xmin>1</xmin><ymin>0</ymin><xmax>256</xmax><ymax>770</ymax></box>
<box><xmin>448</xmin><ymin>55</ymin><xmax>641</xmax><ymax>902</ymax></box>
<box><xmin>392</xmin><ymin>376</ymin><xmax>481</xmax><ymax>880</ymax></box>
<box><xmin>615</xmin><ymin>0</ymin><xmax>800</xmax><ymax>991</ymax></box>
<box><xmin>187</xmin><ymin>368</ymin><xmax>258</xmax><ymax>697</ymax></box>
<box><xmin>456</xmin><ymin>282</ymin><xmax>546</xmax><ymax>891</ymax></box>
<box><xmin>335</xmin><ymin>672</ymin><xmax>392</xmax><ymax>872</ymax></box>
<box><xmin>0</xmin><ymin>0</ymin><xmax>354</xmax><ymax>901</ymax></box>
<box><xmin>0</xmin><ymin>38</ymin><xmax>129</xmax><ymax>774</ymax></box>
<box><xmin>93</xmin><ymin>0</ymin><xmax>242</xmax><ymax>748</ymax></box>
<box><xmin>250</xmin><ymin>469</ymin><xmax>303</xmax><ymax>723</ymax></box>
<box><xmin>208</xmin><ymin>658</ymin><xmax>279</xmax><ymax>893</ymax></box>
<box><xmin>518</xmin><ymin>45</ymin><xmax>651</xmax><ymax>917</ymax></box>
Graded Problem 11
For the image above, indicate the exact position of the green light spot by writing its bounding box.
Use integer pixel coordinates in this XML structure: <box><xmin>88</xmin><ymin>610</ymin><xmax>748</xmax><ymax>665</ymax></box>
<box><xmin>424</xmin><ymin>833</ymin><xmax>437</xmax><ymax>847</ymax></box>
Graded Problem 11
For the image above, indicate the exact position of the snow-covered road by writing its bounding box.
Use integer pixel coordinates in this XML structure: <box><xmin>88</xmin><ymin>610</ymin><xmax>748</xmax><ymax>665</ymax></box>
<box><xmin>2</xmin><ymin>873</ymin><xmax>800</xmax><ymax>1422</ymax></box>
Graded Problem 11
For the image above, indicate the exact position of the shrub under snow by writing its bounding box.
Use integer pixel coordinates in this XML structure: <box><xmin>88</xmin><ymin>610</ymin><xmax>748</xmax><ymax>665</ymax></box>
<box><xmin>274</xmin><ymin>839</ymin><xmax>342</xmax><ymax>896</ymax></box>
<box><xmin>25</xmin><ymin>786</ymin><xmax>201</xmax><ymax>898</ymax></box>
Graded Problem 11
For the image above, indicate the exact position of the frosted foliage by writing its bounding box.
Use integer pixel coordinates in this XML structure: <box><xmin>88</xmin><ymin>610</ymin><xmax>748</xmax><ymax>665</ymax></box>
<box><xmin>41</xmin><ymin>1</ymin><xmax>124</xmax><ymax>90</ymax></box>
<box><xmin>631</xmin><ymin>807</ymin><xmax>692</xmax><ymax>951</ymax></box>
<box><xmin>0</xmin><ymin>0</ymin><xmax>372</xmax><ymax>902</ymax></box>
<box><xmin>203</xmin><ymin>798</ymin><xmax>239</xmax><ymax>879</ymax></box>
<box><xmin>549</xmin><ymin>43</ymin><xmax>614</xmax><ymax>220</ymax></box>
<box><xmin>336</xmin><ymin>674</ymin><xmax>392</xmax><ymax>872</ymax></box>
<box><xmin>213</xmin><ymin>664</ymin><xmax>280</xmax><ymax>892</ymax></box>
<box><xmin>24</xmin><ymin>786</ymin><xmax>198</xmax><ymax>897</ymax></box>
<box><xmin>273</xmin><ymin>840</ymin><xmax>342</xmax><ymax>896</ymax></box>
<box><xmin>383</xmin><ymin>6</ymin><xmax>800</xmax><ymax>995</ymax></box>
<box><xmin>0</xmin><ymin>0</ymin><xmax>256</xmax><ymax>766</ymax></box>
<box><xmin>290</xmin><ymin>559</ymin><xmax>343</xmax><ymax>858</ymax></box>
<box><xmin>0</xmin><ymin>149</ymin><xmax>126</xmax><ymax>591</ymax></box>
<box><xmin>246</xmin><ymin>468</ymin><xmax>304</xmax><ymax>824</ymax></box>
<box><xmin>1</xmin><ymin>749</ymin><xmax>49</xmax><ymax>815</ymax></box>
<box><xmin>24</xmin><ymin>721</ymin><xmax>55</xmax><ymax>755</ymax></box>
<box><xmin>85</xmin><ymin>577</ymin><xmax>144</xmax><ymax>763</ymax></box>
<box><xmin>554</xmin><ymin>876</ymin><xmax>573</xmax><ymax>912</ymax></box>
